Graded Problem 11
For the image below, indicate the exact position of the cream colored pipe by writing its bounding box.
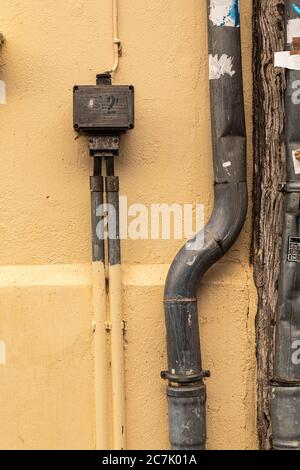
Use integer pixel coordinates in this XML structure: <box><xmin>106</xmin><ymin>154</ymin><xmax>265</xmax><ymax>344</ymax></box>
<box><xmin>92</xmin><ymin>261</ymin><xmax>108</xmax><ymax>450</ymax></box>
<box><xmin>109</xmin><ymin>263</ymin><xmax>126</xmax><ymax>450</ymax></box>
<box><xmin>109</xmin><ymin>0</ymin><xmax>121</xmax><ymax>74</ymax></box>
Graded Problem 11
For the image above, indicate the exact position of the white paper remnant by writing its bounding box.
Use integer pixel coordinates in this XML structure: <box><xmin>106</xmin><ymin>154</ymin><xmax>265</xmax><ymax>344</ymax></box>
<box><xmin>287</xmin><ymin>19</ymin><xmax>300</xmax><ymax>44</ymax></box>
<box><xmin>209</xmin><ymin>54</ymin><xmax>235</xmax><ymax>80</ymax></box>
<box><xmin>223</xmin><ymin>161</ymin><xmax>232</xmax><ymax>168</ymax></box>
<box><xmin>0</xmin><ymin>80</ymin><xmax>6</xmax><ymax>104</ymax></box>
<box><xmin>275</xmin><ymin>51</ymin><xmax>300</xmax><ymax>70</ymax></box>
<box><xmin>293</xmin><ymin>150</ymin><xmax>300</xmax><ymax>175</ymax></box>
<box><xmin>209</xmin><ymin>0</ymin><xmax>240</xmax><ymax>28</ymax></box>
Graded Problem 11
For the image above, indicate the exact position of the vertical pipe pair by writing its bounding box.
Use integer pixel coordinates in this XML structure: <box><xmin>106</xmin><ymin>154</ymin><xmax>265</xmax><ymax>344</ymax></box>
<box><xmin>91</xmin><ymin>156</ymin><xmax>126</xmax><ymax>450</ymax></box>
<box><xmin>271</xmin><ymin>3</ymin><xmax>300</xmax><ymax>451</ymax></box>
<box><xmin>162</xmin><ymin>0</ymin><xmax>247</xmax><ymax>450</ymax></box>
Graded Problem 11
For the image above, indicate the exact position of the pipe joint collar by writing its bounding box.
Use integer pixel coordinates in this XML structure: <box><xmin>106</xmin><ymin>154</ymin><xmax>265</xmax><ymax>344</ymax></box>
<box><xmin>90</xmin><ymin>176</ymin><xmax>104</xmax><ymax>192</ymax></box>
<box><xmin>161</xmin><ymin>370</ymin><xmax>210</xmax><ymax>384</ymax></box>
<box><xmin>106</xmin><ymin>176</ymin><xmax>119</xmax><ymax>192</ymax></box>
<box><xmin>278</xmin><ymin>182</ymin><xmax>300</xmax><ymax>194</ymax></box>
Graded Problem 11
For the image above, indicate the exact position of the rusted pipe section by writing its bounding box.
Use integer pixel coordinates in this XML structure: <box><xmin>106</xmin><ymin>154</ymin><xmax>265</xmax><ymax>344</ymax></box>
<box><xmin>161</xmin><ymin>0</ymin><xmax>247</xmax><ymax>450</ymax></box>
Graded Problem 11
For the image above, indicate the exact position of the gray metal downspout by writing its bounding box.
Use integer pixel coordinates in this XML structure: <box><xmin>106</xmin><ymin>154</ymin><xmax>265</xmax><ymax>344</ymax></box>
<box><xmin>161</xmin><ymin>1</ymin><xmax>247</xmax><ymax>450</ymax></box>
<box><xmin>271</xmin><ymin>4</ymin><xmax>300</xmax><ymax>451</ymax></box>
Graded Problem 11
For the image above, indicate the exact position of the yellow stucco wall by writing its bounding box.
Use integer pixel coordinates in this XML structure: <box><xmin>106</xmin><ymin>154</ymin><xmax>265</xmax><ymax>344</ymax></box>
<box><xmin>0</xmin><ymin>0</ymin><xmax>257</xmax><ymax>450</ymax></box>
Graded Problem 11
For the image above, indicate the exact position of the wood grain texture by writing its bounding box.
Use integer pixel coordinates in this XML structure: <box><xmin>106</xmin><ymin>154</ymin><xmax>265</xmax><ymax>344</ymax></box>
<box><xmin>252</xmin><ymin>0</ymin><xmax>285</xmax><ymax>450</ymax></box>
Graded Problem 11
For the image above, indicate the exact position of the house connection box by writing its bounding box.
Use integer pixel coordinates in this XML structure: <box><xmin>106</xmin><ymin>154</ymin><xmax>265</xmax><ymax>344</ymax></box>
<box><xmin>73</xmin><ymin>85</ymin><xmax>135</xmax><ymax>134</ymax></box>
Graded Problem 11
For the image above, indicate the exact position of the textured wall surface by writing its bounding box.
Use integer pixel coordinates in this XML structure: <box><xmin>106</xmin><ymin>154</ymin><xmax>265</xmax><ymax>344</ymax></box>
<box><xmin>0</xmin><ymin>0</ymin><xmax>256</xmax><ymax>450</ymax></box>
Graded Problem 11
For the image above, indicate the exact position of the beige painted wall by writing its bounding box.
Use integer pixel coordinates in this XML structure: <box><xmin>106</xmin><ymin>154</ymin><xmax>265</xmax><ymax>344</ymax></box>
<box><xmin>0</xmin><ymin>0</ymin><xmax>257</xmax><ymax>450</ymax></box>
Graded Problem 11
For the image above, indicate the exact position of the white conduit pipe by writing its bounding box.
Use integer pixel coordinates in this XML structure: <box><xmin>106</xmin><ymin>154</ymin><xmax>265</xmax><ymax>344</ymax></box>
<box><xmin>108</xmin><ymin>0</ymin><xmax>122</xmax><ymax>74</ymax></box>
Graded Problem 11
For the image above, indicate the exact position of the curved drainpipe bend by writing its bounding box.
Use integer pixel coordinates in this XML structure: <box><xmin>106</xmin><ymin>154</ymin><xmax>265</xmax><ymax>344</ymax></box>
<box><xmin>271</xmin><ymin>4</ymin><xmax>300</xmax><ymax>451</ymax></box>
<box><xmin>161</xmin><ymin>0</ymin><xmax>247</xmax><ymax>450</ymax></box>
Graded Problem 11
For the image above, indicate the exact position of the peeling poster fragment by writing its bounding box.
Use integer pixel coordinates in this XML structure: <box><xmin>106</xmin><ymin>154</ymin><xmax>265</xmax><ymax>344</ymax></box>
<box><xmin>287</xmin><ymin>19</ymin><xmax>300</xmax><ymax>44</ymax></box>
<box><xmin>209</xmin><ymin>54</ymin><xmax>235</xmax><ymax>80</ymax></box>
<box><xmin>209</xmin><ymin>0</ymin><xmax>240</xmax><ymax>28</ymax></box>
<box><xmin>275</xmin><ymin>51</ymin><xmax>300</xmax><ymax>71</ymax></box>
<box><xmin>293</xmin><ymin>150</ymin><xmax>300</xmax><ymax>175</ymax></box>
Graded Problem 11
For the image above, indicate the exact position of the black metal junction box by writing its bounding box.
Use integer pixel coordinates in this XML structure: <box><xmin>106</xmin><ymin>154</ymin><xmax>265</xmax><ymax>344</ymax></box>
<box><xmin>73</xmin><ymin>83</ymin><xmax>134</xmax><ymax>134</ymax></box>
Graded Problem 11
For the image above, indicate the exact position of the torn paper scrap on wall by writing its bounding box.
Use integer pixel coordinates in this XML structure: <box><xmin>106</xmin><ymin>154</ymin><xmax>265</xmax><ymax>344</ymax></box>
<box><xmin>209</xmin><ymin>54</ymin><xmax>235</xmax><ymax>80</ymax></box>
<box><xmin>275</xmin><ymin>51</ymin><xmax>300</xmax><ymax>70</ymax></box>
<box><xmin>293</xmin><ymin>150</ymin><xmax>300</xmax><ymax>175</ymax></box>
<box><xmin>287</xmin><ymin>19</ymin><xmax>300</xmax><ymax>44</ymax></box>
<box><xmin>209</xmin><ymin>0</ymin><xmax>240</xmax><ymax>28</ymax></box>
